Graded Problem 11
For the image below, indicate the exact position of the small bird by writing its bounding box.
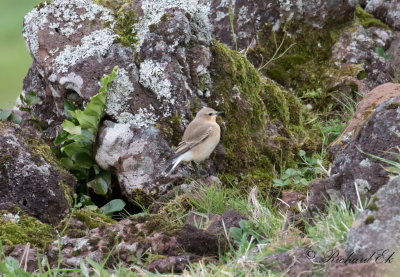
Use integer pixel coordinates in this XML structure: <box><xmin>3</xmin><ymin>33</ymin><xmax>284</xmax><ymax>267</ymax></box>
<box><xmin>165</xmin><ymin>107</ymin><xmax>223</xmax><ymax>175</ymax></box>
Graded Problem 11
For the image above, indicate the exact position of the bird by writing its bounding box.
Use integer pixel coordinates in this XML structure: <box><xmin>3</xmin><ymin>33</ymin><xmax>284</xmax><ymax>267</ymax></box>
<box><xmin>165</xmin><ymin>107</ymin><xmax>223</xmax><ymax>175</ymax></box>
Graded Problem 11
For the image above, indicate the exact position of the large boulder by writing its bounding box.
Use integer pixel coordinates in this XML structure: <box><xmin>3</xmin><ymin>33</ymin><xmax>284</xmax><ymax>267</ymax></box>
<box><xmin>211</xmin><ymin>0</ymin><xmax>357</xmax><ymax>50</ymax></box>
<box><xmin>21</xmin><ymin>0</ymin><xmax>311</xmax><ymax>204</ymax></box>
<box><xmin>345</xmin><ymin>176</ymin><xmax>400</xmax><ymax>264</ymax></box>
<box><xmin>0</xmin><ymin>121</ymin><xmax>75</xmax><ymax>224</ymax></box>
<box><xmin>309</xmin><ymin>95</ymin><xmax>400</xmax><ymax>211</ymax></box>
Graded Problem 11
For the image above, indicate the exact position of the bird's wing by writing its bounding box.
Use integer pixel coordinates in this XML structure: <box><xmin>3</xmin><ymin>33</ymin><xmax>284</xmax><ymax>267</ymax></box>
<box><xmin>173</xmin><ymin>123</ymin><xmax>213</xmax><ymax>158</ymax></box>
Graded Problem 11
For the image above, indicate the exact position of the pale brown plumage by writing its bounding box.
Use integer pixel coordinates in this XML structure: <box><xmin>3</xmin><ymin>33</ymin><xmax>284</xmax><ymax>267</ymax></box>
<box><xmin>165</xmin><ymin>107</ymin><xmax>222</xmax><ymax>174</ymax></box>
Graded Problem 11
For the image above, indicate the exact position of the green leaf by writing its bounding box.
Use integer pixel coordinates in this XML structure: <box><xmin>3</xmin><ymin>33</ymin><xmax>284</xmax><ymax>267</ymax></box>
<box><xmin>61</xmin><ymin>141</ymin><xmax>91</xmax><ymax>157</ymax></box>
<box><xmin>87</xmin><ymin>177</ymin><xmax>108</xmax><ymax>195</ymax></box>
<box><xmin>74</xmin><ymin>152</ymin><xmax>93</xmax><ymax>169</ymax></box>
<box><xmin>80</xmin><ymin>259</ymin><xmax>90</xmax><ymax>277</ymax></box>
<box><xmin>62</xmin><ymin>120</ymin><xmax>81</xmax><ymax>135</ymax></box>
<box><xmin>375</xmin><ymin>47</ymin><xmax>384</xmax><ymax>57</ymax></box>
<box><xmin>8</xmin><ymin>113</ymin><xmax>22</xmax><ymax>124</ymax></box>
<box><xmin>25</xmin><ymin>91</ymin><xmax>38</xmax><ymax>106</ymax></box>
<box><xmin>75</xmin><ymin>110</ymin><xmax>99</xmax><ymax>129</ymax></box>
<box><xmin>100</xmin><ymin>199</ymin><xmax>126</xmax><ymax>215</ymax></box>
<box><xmin>0</xmin><ymin>111</ymin><xmax>11</xmax><ymax>120</ymax></box>
<box><xmin>299</xmin><ymin>149</ymin><xmax>306</xmax><ymax>157</ymax></box>
<box><xmin>64</xmin><ymin>99</ymin><xmax>76</xmax><ymax>113</ymax></box>
<box><xmin>55</xmin><ymin>130</ymin><xmax>69</xmax><ymax>145</ymax></box>
<box><xmin>60</xmin><ymin>157</ymin><xmax>74</xmax><ymax>169</ymax></box>
<box><xmin>229</xmin><ymin>227</ymin><xmax>243</xmax><ymax>242</ymax></box>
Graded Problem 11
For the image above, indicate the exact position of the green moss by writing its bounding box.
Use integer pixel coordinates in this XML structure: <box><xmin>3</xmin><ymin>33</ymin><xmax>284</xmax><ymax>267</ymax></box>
<box><xmin>160</xmin><ymin>13</ymin><xmax>170</xmax><ymax>22</ymax></box>
<box><xmin>357</xmin><ymin>70</ymin><xmax>367</xmax><ymax>80</ymax></box>
<box><xmin>364</xmin><ymin>215</ymin><xmax>375</xmax><ymax>225</ymax></box>
<box><xmin>210</xmin><ymin>41</ymin><xmax>310</xmax><ymax>192</ymax></box>
<box><xmin>246</xmin><ymin>19</ymin><xmax>358</xmax><ymax>113</ymax></box>
<box><xmin>366</xmin><ymin>195</ymin><xmax>380</xmax><ymax>211</ymax></box>
<box><xmin>0</xmin><ymin>207</ymin><xmax>56</xmax><ymax>250</ymax></box>
<box><xmin>386</xmin><ymin>102</ymin><xmax>400</xmax><ymax>110</ymax></box>
<box><xmin>157</xmin><ymin>111</ymin><xmax>184</xmax><ymax>147</ymax></box>
<box><xmin>27</xmin><ymin>138</ymin><xmax>75</xmax><ymax>207</ymax></box>
<box><xmin>149</xmin><ymin>23</ymin><xmax>158</xmax><ymax>33</ymax></box>
<box><xmin>112</xmin><ymin>9</ymin><xmax>139</xmax><ymax>50</ymax></box>
<box><xmin>133</xmin><ymin>189</ymin><xmax>156</xmax><ymax>209</ymax></box>
<box><xmin>132</xmin><ymin>214</ymin><xmax>180</xmax><ymax>237</ymax></box>
<box><xmin>366</xmin><ymin>202</ymin><xmax>379</xmax><ymax>211</ymax></box>
<box><xmin>62</xmin><ymin>209</ymin><xmax>116</xmax><ymax>230</ymax></box>
<box><xmin>355</xmin><ymin>4</ymin><xmax>390</xmax><ymax>30</ymax></box>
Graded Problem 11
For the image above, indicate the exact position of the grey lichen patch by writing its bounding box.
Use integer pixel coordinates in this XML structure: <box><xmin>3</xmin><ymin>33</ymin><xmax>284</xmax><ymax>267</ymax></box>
<box><xmin>23</xmin><ymin>0</ymin><xmax>115</xmax><ymax>61</ymax></box>
<box><xmin>139</xmin><ymin>60</ymin><xmax>174</xmax><ymax>106</ymax></box>
<box><xmin>132</xmin><ymin>0</ymin><xmax>212</xmax><ymax>52</ymax></box>
<box><xmin>53</xmin><ymin>29</ymin><xmax>117</xmax><ymax>73</ymax></box>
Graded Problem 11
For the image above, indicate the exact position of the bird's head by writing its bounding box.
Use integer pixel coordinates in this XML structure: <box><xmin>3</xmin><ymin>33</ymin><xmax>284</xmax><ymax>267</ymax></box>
<box><xmin>195</xmin><ymin>107</ymin><xmax>223</xmax><ymax>122</ymax></box>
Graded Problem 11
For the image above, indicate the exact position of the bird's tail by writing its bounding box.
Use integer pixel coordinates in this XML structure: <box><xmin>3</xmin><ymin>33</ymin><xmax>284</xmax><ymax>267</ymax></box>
<box><xmin>164</xmin><ymin>156</ymin><xmax>183</xmax><ymax>175</ymax></box>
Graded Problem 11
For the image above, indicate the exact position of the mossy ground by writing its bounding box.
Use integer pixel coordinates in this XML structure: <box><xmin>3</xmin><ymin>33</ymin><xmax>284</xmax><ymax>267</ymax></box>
<box><xmin>0</xmin><ymin>207</ymin><xmax>56</xmax><ymax>251</ymax></box>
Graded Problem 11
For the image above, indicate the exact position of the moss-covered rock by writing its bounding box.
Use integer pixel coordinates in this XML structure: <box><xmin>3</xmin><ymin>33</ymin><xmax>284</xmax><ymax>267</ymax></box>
<box><xmin>247</xmin><ymin>21</ymin><xmax>351</xmax><ymax>106</ymax></box>
<box><xmin>355</xmin><ymin>4</ymin><xmax>389</xmax><ymax>30</ymax></box>
<box><xmin>0</xmin><ymin>207</ymin><xmax>56</xmax><ymax>250</ymax></box>
<box><xmin>0</xmin><ymin>120</ymin><xmax>76</xmax><ymax>225</ymax></box>
<box><xmin>210</xmin><ymin>41</ymin><xmax>315</xmax><ymax>192</ymax></box>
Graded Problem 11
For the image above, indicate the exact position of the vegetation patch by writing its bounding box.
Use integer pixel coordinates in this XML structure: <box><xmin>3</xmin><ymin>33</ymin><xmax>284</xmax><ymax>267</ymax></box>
<box><xmin>355</xmin><ymin>4</ymin><xmax>390</xmax><ymax>30</ymax></box>
<box><xmin>0</xmin><ymin>207</ymin><xmax>56</xmax><ymax>250</ymax></box>
<box><xmin>210</xmin><ymin>41</ymin><xmax>317</xmax><ymax>193</ymax></box>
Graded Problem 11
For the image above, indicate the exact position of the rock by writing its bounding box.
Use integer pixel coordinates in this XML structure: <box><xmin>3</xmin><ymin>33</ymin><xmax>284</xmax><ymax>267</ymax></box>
<box><xmin>177</xmin><ymin>224</ymin><xmax>226</xmax><ymax>256</ymax></box>
<box><xmin>364</xmin><ymin>0</ymin><xmax>400</xmax><ymax>30</ymax></box>
<box><xmin>0</xmin><ymin>121</ymin><xmax>75</xmax><ymax>224</ymax></box>
<box><xmin>261</xmin><ymin>246</ymin><xmax>322</xmax><ymax>276</ymax></box>
<box><xmin>8</xmin><ymin>244</ymin><xmax>41</xmax><ymax>273</ymax></box>
<box><xmin>345</xmin><ymin>176</ymin><xmax>400</xmax><ymax>258</ymax></box>
<box><xmin>326</xmin><ymin>261</ymin><xmax>394</xmax><ymax>277</ymax></box>
<box><xmin>95</xmin><ymin>121</ymin><xmax>188</xmax><ymax>201</ymax></box>
<box><xmin>280</xmin><ymin>191</ymin><xmax>306</xmax><ymax>212</ymax></box>
<box><xmin>211</xmin><ymin>0</ymin><xmax>357</xmax><ymax>50</ymax></box>
<box><xmin>309</xmin><ymin>96</ymin><xmax>400</xmax><ymax>210</ymax></box>
<box><xmin>328</xmin><ymin>83</ymin><xmax>400</xmax><ymax>160</ymax></box>
<box><xmin>21</xmin><ymin>0</ymin><xmax>315</xmax><ymax>202</ymax></box>
<box><xmin>207</xmin><ymin>209</ymin><xmax>248</xmax><ymax>236</ymax></box>
<box><xmin>146</xmin><ymin>254</ymin><xmax>199</xmax><ymax>273</ymax></box>
<box><xmin>331</xmin><ymin>18</ymin><xmax>393</xmax><ymax>91</ymax></box>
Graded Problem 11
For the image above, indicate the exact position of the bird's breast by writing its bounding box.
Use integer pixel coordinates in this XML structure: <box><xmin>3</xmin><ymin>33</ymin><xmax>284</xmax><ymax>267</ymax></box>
<box><xmin>191</xmin><ymin>124</ymin><xmax>220</xmax><ymax>162</ymax></box>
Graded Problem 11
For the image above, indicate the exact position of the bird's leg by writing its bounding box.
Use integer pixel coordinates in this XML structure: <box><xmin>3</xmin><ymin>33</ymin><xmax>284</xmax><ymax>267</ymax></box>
<box><xmin>191</xmin><ymin>161</ymin><xmax>201</xmax><ymax>178</ymax></box>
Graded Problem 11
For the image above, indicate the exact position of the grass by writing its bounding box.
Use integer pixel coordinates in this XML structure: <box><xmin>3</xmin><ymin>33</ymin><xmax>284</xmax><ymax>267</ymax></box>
<box><xmin>0</xmin><ymin>0</ymin><xmax>42</xmax><ymax>109</ymax></box>
<box><xmin>0</xmin><ymin>179</ymin><xmax>363</xmax><ymax>276</ymax></box>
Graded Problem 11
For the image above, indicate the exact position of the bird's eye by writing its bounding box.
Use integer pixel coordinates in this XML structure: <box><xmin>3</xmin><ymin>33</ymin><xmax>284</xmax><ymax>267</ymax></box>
<box><xmin>208</xmin><ymin>113</ymin><xmax>213</xmax><ymax>116</ymax></box>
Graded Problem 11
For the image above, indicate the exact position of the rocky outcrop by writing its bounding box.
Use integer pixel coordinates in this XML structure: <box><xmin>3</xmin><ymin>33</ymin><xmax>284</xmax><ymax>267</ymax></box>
<box><xmin>364</xmin><ymin>0</ymin><xmax>400</xmax><ymax>30</ymax></box>
<box><xmin>0</xmin><ymin>121</ymin><xmax>75</xmax><ymax>225</ymax></box>
<box><xmin>309</xmin><ymin>95</ymin><xmax>400</xmax><ymax>210</ymax></box>
<box><xmin>211</xmin><ymin>0</ymin><xmax>357</xmax><ymax>50</ymax></box>
<box><xmin>328</xmin><ymin>83</ymin><xmax>400</xmax><ymax>159</ymax></box>
<box><xmin>345</xmin><ymin>176</ymin><xmax>400</xmax><ymax>257</ymax></box>
<box><xmin>21</xmin><ymin>0</ymin><xmax>311</xmax><ymax>203</ymax></box>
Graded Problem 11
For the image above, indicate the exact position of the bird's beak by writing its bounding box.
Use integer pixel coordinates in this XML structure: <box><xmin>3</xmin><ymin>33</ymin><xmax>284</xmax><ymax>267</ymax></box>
<box><xmin>216</xmin><ymin>111</ymin><xmax>224</xmax><ymax>115</ymax></box>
